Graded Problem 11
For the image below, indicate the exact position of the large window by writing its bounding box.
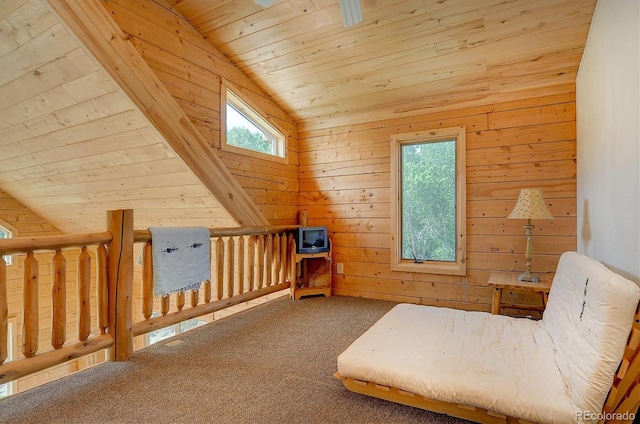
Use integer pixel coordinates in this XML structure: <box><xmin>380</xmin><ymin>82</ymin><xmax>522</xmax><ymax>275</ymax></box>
<box><xmin>221</xmin><ymin>84</ymin><xmax>286</xmax><ymax>162</ymax></box>
<box><xmin>391</xmin><ymin>127</ymin><xmax>466</xmax><ymax>275</ymax></box>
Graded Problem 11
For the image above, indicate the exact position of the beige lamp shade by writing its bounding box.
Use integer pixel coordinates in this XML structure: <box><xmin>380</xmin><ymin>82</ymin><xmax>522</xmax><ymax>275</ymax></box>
<box><xmin>508</xmin><ymin>189</ymin><xmax>554</xmax><ymax>220</ymax></box>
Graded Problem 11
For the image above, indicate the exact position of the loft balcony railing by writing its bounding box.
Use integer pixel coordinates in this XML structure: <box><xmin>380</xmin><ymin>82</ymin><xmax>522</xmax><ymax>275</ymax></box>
<box><xmin>0</xmin><ymin>209</ymin><xmax>297</xmax><ymax>386</ymax></box>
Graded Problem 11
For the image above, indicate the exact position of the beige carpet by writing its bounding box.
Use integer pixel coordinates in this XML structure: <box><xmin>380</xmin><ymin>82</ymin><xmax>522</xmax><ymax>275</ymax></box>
<box><xmin>0</xmin><ymin>295</ymin><xmax>470</xmax><ymax>424</ymax></box>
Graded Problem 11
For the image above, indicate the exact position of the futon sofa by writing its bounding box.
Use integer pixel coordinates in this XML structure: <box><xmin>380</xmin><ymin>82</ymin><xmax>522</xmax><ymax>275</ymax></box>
<box><xmin>336</xmin><ymin>252</ymin><xmax>640</xmax><ymax>423</ymax></box>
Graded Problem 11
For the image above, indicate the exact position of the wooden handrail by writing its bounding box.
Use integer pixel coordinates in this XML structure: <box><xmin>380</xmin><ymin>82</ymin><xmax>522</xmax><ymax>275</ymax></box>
<box><xmin>0</xmin><ymin>232</ymin><xmax>112</xmax><ymax>255</ymax></box>
<box><xmin>133</xmin><ymin>225</ymin><xmax>299</xmax><ymax>243</ymax></box>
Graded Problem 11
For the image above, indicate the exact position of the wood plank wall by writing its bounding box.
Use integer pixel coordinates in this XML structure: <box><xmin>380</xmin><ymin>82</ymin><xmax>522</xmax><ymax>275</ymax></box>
<box><xmin>299</xmin><ymin>87</ymin><xmax>577</xmax><ymax>311</ymax></box>
<box><xmin>0</xmin><ymin>189</ymin><xmax>62</xmax><ymax>237</ymax></box>
<box><xmin>99</xmin><ymin>0</ymin><xmax>299</xmax><ymax>226</ymax></box>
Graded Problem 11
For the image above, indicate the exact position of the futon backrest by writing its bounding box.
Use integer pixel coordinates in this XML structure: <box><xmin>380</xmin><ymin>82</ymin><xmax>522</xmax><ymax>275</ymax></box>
<box><xmin>542</xmin><ymin>252</ymin><xmax>640</xmax><ymax>415</ymax></box>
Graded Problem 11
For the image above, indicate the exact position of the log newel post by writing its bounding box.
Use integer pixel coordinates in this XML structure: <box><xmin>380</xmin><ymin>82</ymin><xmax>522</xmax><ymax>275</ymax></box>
<box><xmin>106</xmin><ymin>209</ymin><xmax>134</xmax><ymax>361</ymax></box>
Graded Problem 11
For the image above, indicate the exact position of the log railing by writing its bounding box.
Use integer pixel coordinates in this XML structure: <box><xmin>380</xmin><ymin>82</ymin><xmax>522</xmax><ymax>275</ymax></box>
<box><xmin>0</xmin><ymin>209</ymin><xmax>298</xmax><ymax>387</ymax></box>
<box><xmin>132</xmin><ymin>226</ymin><xmax>297</xmax><ymax>338</ymax></box>
<box><xmin>0</xmin><ymin>232</ymin><xmax>113</xmax><ymax>384</ymax></box>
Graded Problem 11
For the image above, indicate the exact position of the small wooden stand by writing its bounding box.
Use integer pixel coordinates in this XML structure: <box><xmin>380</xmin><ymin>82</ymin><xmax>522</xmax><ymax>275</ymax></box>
<box><xmin>291</xmin><ymin>240</ymin><xmax>332</xmax><ymax>300</ymax></box>
<box><xmin>488</xmin><ymin>271</ymin><xmax>551</xmax><ymax>316</ymax></box>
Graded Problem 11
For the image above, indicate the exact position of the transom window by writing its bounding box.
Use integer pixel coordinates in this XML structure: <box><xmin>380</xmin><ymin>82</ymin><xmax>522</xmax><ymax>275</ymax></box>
<box><xmin>390</xmin><ymin>127</ymin><xmax>466</xmax><ymax>275</ymax></box>
<box><xmin>222</xmin><ymin>84</ymin><xmax>286</xmax><ymax>162</ymax></box>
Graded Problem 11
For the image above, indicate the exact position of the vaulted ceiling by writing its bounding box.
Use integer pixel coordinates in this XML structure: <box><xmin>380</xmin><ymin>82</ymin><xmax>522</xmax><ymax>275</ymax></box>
<box><xmin>0</xmin><ymin>0</ymin><xmax>596</xmax><ymax>233</ymax></box>
<box><xmin>0</xmin><ymin>0</ymin><xmax>252</xmax><ymax>233</ymax></box>
<box><xmin>168</xmin><ymin>0</ymin><xmax>596</xmax><ymax>129</ymax></box>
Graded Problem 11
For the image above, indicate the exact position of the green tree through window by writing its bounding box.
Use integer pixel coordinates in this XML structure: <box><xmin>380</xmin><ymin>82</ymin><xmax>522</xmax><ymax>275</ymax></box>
<box><xmin>391</xmin><ymin>126</ymin><xmax>466</xmax><ymax>275</ymax></box>
<box><xmin>223</xmin><ymin>86</ymin><xmax>285</xmax><ymax>161</ymax></box>
<box><xmin>401</xmin><ymin>140</ymin><xmax>456</xmax><ymax>262</ymax></box>
<box><xmin>226</xmin><ymin>124</ymin><xmax>274</xmax><ymax>155</ymax></box>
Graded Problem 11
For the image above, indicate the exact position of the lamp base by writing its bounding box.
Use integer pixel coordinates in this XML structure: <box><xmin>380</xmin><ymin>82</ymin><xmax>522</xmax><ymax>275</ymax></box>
<box><xmin>517</xmin><ymin>271</ymin><xmax>540</xmax><ymax>283</ymax></box>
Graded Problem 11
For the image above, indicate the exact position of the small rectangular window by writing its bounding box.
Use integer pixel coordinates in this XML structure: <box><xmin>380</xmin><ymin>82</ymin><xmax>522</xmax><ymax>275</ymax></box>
<box><xmin>0</xmin><ymin>223</ymin><xmax>14</xmax><ymax>266</ymax></box>
<box><xmin>222</xmin><ymin>84</ymin><xmax>286</xmax><ymax>163</ymax></box>
<box><xmin>391</xmin><ymin>127</ymin><xmax>466</xmax><ymax>275</ymax></box>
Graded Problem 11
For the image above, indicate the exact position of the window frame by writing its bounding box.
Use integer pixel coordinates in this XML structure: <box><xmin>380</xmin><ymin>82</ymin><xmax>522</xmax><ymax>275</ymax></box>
<box><xmin>390</xmin><ymin>126</ymin><xmax>466</xmax><ymax>276</ymax></box>
<box><xmin>221</xmin><ymin>82</ymin><xmax>287</xmax><ymax>164</ymax></box>
<box><xmin>0</xmin><ymin>317</ymin><xmax>17</xmax><ymax>398</ymax></box>
<box><xmin>0</xmin><ymin>219</ymin><xmax>16</xmax><ymax>266</ymax></box>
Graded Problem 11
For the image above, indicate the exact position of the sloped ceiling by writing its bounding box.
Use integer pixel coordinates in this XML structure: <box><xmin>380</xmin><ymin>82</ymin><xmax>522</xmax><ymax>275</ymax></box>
<box><xmin>0</xmin><ymin>0</ymin><xmax>240</xmax><ymax>233</ymax></box>
<box><xmin>0</xmin><ymin>0</ymin><xmax>597</xmax><ymax>233</ymax></box>
<box><xmin>169</xmin><ymin>0</ymin><xmax>596</xmax><ymax>129</ymax></box>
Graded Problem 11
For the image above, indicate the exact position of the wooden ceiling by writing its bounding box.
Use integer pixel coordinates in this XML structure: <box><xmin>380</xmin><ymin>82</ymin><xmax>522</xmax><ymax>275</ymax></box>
<box><xmin>0</xmin><ymin>0</ymin><xmax>596</xmax><ymax>233</ymax></box>
<box><xmin>0</xmin><ymin>0</ymin><xmax>238</xmax><ymax>233</ymax></box>
<box><xmin>168</xmin><ymin>0</ymin><xmax>596</xmax><ymax>129</ymax></box>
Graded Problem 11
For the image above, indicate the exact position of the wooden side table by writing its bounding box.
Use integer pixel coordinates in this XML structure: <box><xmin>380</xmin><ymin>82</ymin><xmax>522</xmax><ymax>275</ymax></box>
<box><xmin>487</xmin><ymin>272</ymin><xmax>552</xmax><ymax>316</ymax></box>
<box><xmin>291</xmin><ymin>240</ymin><xmax>332</xmax><ymax>300</ymax></box>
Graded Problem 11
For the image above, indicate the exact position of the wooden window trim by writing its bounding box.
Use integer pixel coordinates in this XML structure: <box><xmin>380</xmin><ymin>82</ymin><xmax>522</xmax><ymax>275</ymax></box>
<box><xmin>390</xmin><ymin>127</ymin><xmax>466</xmax><ymax>276</ymax></box>
<box><xmin>220</xmin><ymin>81</ymin><xmax>288</xmax><ymax>164</ymax></box>
<box><xmin>0</xmin><ymin>219</ymin><xmax>17</xmax><ymax>266</ymax></box>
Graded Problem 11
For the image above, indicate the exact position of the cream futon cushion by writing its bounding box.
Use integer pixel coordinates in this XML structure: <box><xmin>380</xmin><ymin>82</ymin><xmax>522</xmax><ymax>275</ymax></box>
<box><xmin>337</xmin><ymin>252</ymin><xmax>640</xmax><ymax>423</ymax></box>
<box><xmin>541</xmin><ymin>252</ymin><xmax>640</xmax><ymax>415</ymax></box>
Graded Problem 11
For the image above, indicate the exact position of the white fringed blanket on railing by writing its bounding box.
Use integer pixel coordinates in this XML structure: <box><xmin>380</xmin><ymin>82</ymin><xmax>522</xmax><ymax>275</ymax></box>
<box><xmin>149</xmin><ymin>227</ymin><xmax>211</xmax><ymax>296</ymax></box>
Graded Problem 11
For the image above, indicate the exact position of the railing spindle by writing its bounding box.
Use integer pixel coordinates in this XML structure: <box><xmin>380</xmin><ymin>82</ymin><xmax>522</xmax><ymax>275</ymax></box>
<box><xmin>142</xmin><ymin>241</ymin><xmax>153</xmax><ymax>320</ymax></box>
<box><xmin>191</xmin><ymin>289</ymin><xmax>199</xmax><ymax>308</ymax></box>
<box><xmin>97</xmin><ymin>244</ymin><xmax>108</xmax><ymax>334</ymax></box>
<box><xmin>214</xmin><ymin>237</ymin><xmax>224</xmax><ymax>300</ymax></box>
<box><xmin>288</xmin><ymin>234</ymin><xmax>296</xmax><ymax>283</ymax></box>
<box><xmin>225</xmin><ymin>237</ymin><xmax>234</xmax><ymax>298</ymax></box>
<box><xmin>272</xmin><ymin>234</ymin><xmax>280</xmax><ymax>285</ymax></box>
<box><xmin>51</xmin><ymin>249</ymin><xmax>67</xmax><ymax>349</ymax></box>
<box><xmin>265</xmin><ymin>234</ymin><xmax>273</xmax><ymax>287</ymax></box>
<box><xmin>0</xmin><ymin>256</ymin><xmax>7</xmax><ymax>365</ymax></box>
<box><xmin>256</xmin><ymin>235</ymin><xmax>264</xmax><ymax>290</ymax></box>
<box><xmin>161</xmin><ymin>296</ymin><xmax>170</xmax><ymax>315</ymax></box>
<box><xmin>204</xmin><ymin>279</ymin><xmax>211</xmax><ymax>303</ymax></box>
<box><xmin>176</xmin><ymin>292</ymin><xmax>185</xmax><ymax>311</ymax></box>
<box><xmin>77</xmin><ymin>247</ymin><xmax>91</xmax><ymax>342</ymax></box>
<box><xmin>22</xmin><ymin>252</ymin><xmax>39</xmax><ymax>358</ymax></box>
<box><xmin>236</xmin><ymin>236</ymin><xmax>244</xmax><ymax>295</ymax></box>
<box><xmin>247</xmin><ymin>236</ymin><xmax>256</xmax><ymax>292</ymax></box>
<box><xmin>280</xmin><ymin>233</ymin><xmax>288</xmax><ymax>284</ymax></box>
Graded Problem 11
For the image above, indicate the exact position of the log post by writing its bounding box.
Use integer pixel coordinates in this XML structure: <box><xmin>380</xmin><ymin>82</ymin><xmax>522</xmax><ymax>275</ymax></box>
<box><xmin>142</xmin><ymin>241</ymin><xmax>153</xmax><ymax>320</ymax></box>
<box><xmin>224</xmin><ymin>237</ymin><xmax>234</xmax><ymax>298</ymax></box>
<box><xmin>77</xmin><ymin>246</ymin><xmax>91</xmax><ymax>342</ymax></box>
<box><xmin>214</xmin><ymin>237</ymin><xmax>223</xmax><ymax>300</ymax></box>
<box><xmin>265</xmin><ymin>234</ymin><xmax>273</xmax><ymax>287</ymax></box>
<box><xmin>107</xmin><ymin>209</ymin><xmax>134</xmax><ymax>362</ymax></box>
<box><xmin>0</xmin><ymin>257</ymin><xmax>7</xmax><ymax>364</ymax></box>
<box><xmin>22</xmin><ymin>252</ymin><xmax>39</xmax><ymax>358</ymax></box>
<box><xmin>97</xmin><ymin>244</ymin><xmax>108</xmax><ymax>335</ymax></box>
<box><xmin>51</xmin><ymin>249</ymin><xmax>66</xmax><ymax>349</ymax></box>
<box><xmin>279</xmin><ymin>233</ymin><xmax>288</xmax><ymax>284</ymax></box>
<box><xmin>256</xmin><ymin>235</ymin><xmax>264</xmax><ymax>290</ymax></box>
<box><xmin>236</xmin><ymin>235</ymin><xmax>244</xmax><ymax>295</ymax></box>
<box><xmin>247</xmin><ymin>236</ymin><xmax>256</xmax><ymax>292</ymax></box>
<box><xmin>272</xmin><ymin>234</ymin><xmax>280</xmax><ymax>285</ymax></box>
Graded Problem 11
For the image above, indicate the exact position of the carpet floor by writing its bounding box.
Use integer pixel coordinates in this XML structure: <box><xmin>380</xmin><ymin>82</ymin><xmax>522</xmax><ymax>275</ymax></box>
<box><xmin>0</xmin><ymin>295</ymin><xmax>471</xmax><ymax>424</ymax></box>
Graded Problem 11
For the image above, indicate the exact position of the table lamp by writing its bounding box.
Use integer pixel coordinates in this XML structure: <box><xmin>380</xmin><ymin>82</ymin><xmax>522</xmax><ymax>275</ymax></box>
<box><xmin>507</xmin><ymin>189</ymin><xmax>553</xmax><ymax>282</ymax></box>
